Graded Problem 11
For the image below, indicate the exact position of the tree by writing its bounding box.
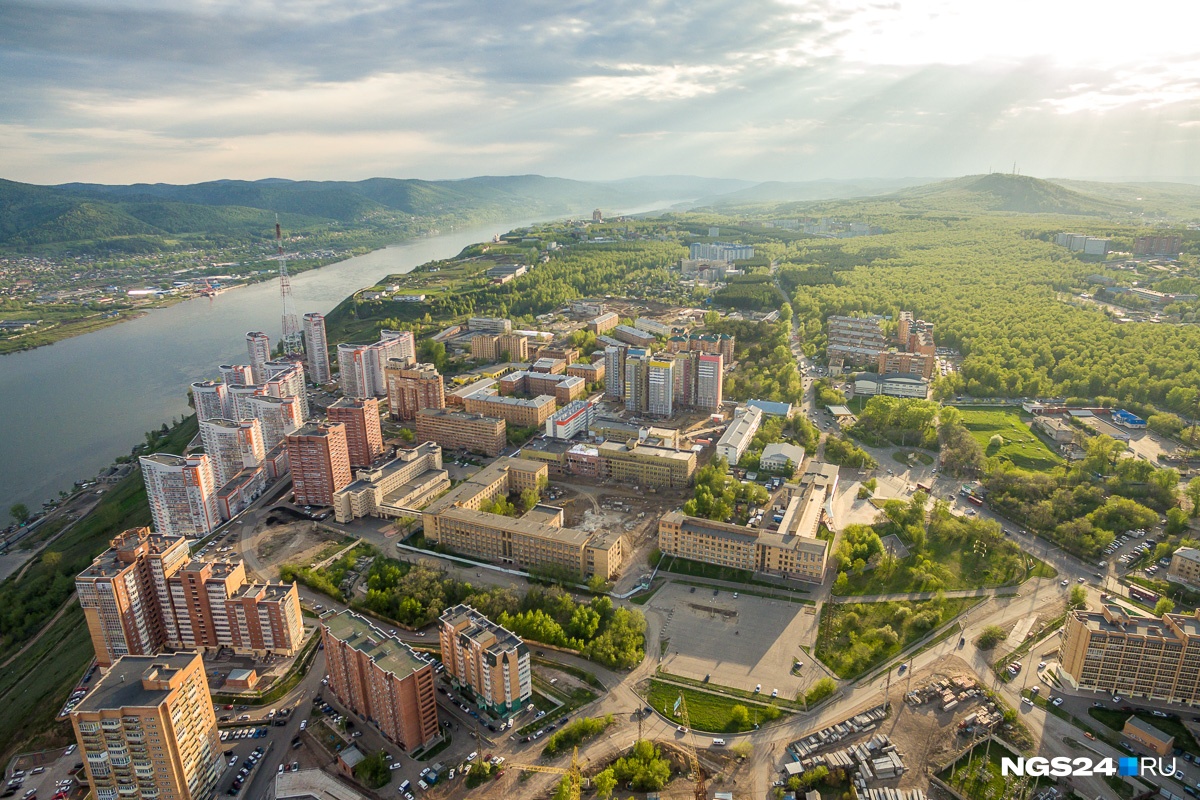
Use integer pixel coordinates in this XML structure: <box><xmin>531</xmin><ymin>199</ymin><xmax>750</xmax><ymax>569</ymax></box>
<box><xmin>729</xmin><ymin>704</ymin><xmax>750</xmax><ymax>729</ymax></box>
<box><xmin>594</xmin><ymin>768</ymin><xmax>617</xmax><ymax>800</ymax></box>
<box><xmin>1068</xmin><ymin>585</ymin><xmax>1087</xmax><ymax>610</ymax></box>
<box><xmin>1167</xmin><ymin>507</ymin><xmax>1189</xmax><ymax>535</ymax></box>
<box><xmin>1155</xmin><ymin>598</ymin><xmax>1176</xmax><ymax>616</ymax></box>
<box><xmin>9</xmin><ymin>503</ymin><xmax>29</xmax><ymax>525</ymax></box>
<box><xmin>977</xmin><ymin>625</ymin><xmax>1007</xmax><ymax>650</ymax></box>
<box><xmin>1186</xmin><ymin>477</ymin><xmax>1200</xmax><ymax>517</ymax></box>
<box><xmin>42</xmin><ymin>550</ymin><xmax>63</xmax><ymax>571</ymax></box>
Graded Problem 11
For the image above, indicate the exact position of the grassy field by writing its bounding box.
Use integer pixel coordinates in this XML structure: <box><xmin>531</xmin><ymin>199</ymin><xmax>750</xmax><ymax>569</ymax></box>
<box><xmin>816</xmin><ymin>597</ymin><xmax>981</xmax><ymax>679</ymax></box>
<box><xmin>646</xmin><ymin>680</ymin><xmax>784</xmax><ymax>733</ymax></box>
<box><xmin>958</xmin><ymin>407</ymin><xmax>1063</xmax><ymax>471</ymax></box>
<box><xmin>937</xmin><ymin>738</ymin><xmax>1051</xmax><ymax>798</ymax></box>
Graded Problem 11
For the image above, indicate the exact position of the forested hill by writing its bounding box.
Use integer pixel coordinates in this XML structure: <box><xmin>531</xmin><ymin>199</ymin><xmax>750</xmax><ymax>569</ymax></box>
<box><xmin>0</xmin><ymin>174</ymin><xmax>745</xmax><ymax>252</ymax></box>
<box><xmin>887</xmin><ymin>173</ymin><xmax>1133</xmax><ymax>215</ymax></box>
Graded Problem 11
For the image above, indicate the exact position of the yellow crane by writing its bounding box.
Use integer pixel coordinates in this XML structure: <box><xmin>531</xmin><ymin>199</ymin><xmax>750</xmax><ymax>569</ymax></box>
<box><xmin>675</xmin><ymin>693</ymin><xmax>707</xmax><ymax>800</ymax></box>
<box><xmin>510</xmin><ymin>746</ymin><xmax>586</xmax><ymax>800</ymax></box>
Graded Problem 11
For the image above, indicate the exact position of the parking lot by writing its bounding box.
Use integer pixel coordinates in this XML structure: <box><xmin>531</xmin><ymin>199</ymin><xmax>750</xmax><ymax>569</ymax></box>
<box><xmin>648</xmin><ymin>582</ymin><xmax>822</xmax><ymax>699</ymax></box>
<box><xmin>3</xmin><ymin>745</ymin><xmax>84</xmax><ymax>800</ymax></box>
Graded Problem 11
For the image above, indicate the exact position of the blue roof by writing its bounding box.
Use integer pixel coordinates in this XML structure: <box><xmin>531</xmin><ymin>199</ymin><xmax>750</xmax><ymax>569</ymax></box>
<box><xmin>747</xmin><ymin>399</ymin><xmax>793</xmax><ymax>417</ymax></box>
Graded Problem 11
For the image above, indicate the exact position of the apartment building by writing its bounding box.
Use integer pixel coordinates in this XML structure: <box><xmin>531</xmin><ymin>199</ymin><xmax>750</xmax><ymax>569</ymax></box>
<box><xmin>596</xmin><ymin>440</ymin><xmax>696</xmax><ymax>488</ymax></box>
<box><xmin>262</xmin><ymin>361</ymin><xmax>309</xmax><ymax>417</ymax></box>
<box><xmin>534</xmin><ymin>346</ymin><xmax>578</xmax><ymax>366</ymax></box>
<box><xmin>303</xmin><ymin>312</ymin><xmax>332</xmax><ymax>384</ymax></box>
<box><xmin>321</xmin><ymin>611</ymin><xmax>441</xmax><ymax>750</ymax></box>
<box><xmin>604</xmin><ymin>345</ymin><xmax>626</xmax><ymax>399</ymax></box>
<box><xmin>716</xmin><ymin>405</ymin><xmax>763</xmax><ymax>465</ymax></box>
<box><xmin>71</xmin><ymin>652</ymin><xmax>222</xmax><ymax>800</ymax></box>
<box><xmin>689</xmin><ymin>242</ymin><xmax>754</xmax><ymax>262</ymax></box>
<box><xmin>327</xmin><ymin>397</ymin><xmax>385</xmax><ymax>468</ymax></box>
<box><xmin>285</xmin><ymin>422</ymin><xmax>353</xmax><ymax>507</ymax></box>
<box><xmin>658</xmin><ymin>510</ymin><xmax>827</xmax><ymax>584</ymax></box>
<box><xmin>246</xmin><ymin>331</ymin><xmax>271</xmax><ymax>383</ymax></box>
<box><xmin>877</xmin><ymin>350</ymin><xmax>936</xmax><ymax>380</ymax></box>
<box><xmin>198</xmin><ymin>418</ymin><xmax>265</xmax><ymax>486</ymax></box>
<box><xmin>76</xmin><ymin>527</ymin><xmax>191</xmax><ymax>667</ymax></box>
<box><xmin>77</xmin><ymin>528</ymin><xmax>305</xmax><ymax>666</ymax></box>
<box><xmin>1059</xmin><ymin>603</ymin><xmax>1200</xmax><ymax>705</ymax></box>
<box><xmin>588</xmin><ymin>311</ymin><xmax>619</xmax><ymax>334</ymax></box>
<box><xmin>545</xmin><ymin>400</ymin><xmax>596</xmax><ymax>440</ymax></box>
<box><xmin>422</xmin><ymin>458</ymin><xmax>625</xmax><ymax>579</ymax></box>
<box><xmin>415</xmin><ymin>408</ymin><xmax>506</xmax><ymax>457</ymax></box>
<box><xmin>826</xmin><ymin>315</ymin><xmax>887</xmax><ymax>367</ymax></box>
<box><xmin>566</xmin><ymin>360</ymin><xmax>604</xmax><ymax>384</ymax></box>
<box><xmin>333</xmin><ymin>443</ymin><xmax>449</xmax><ymax>523</ymax></box>
<box><xmin>439</xmin><ymin>605</ymin><xmax>531</xmax><ymax>718</ymax></box>
<box><xmin>190</xmin><ymin>381</ymin><xmax>228</xmax><ymax>423</ymax></box>
<box><xmin>463</xmin><ymin>391</ymin><xmax>556</xmax><ymax>428</ymax></box>
<box><xmin>1169</xmin><ymin>547</ymin><xmax>1200</xmax><ymax>588</ymax></box>
<box><xmin>244</xmin><ymin>394</ymin><xmax>304</xmax><ymax>450</ymax></box>
<box><xmin>612</xmin><ymin>325</ymin><xmax>656</xmax><ymax>347</ymax></box>
<box><xmin>385</xmin><ymin>361</ymin><xmax>445</xmax><ymax>421</ymax></box>
<box><xmin>339</xmin><ymin>335</ymin><xmax>411</xmax><ymax>399</ymax></box>
<box><xmin>634</xmin><ymin>317</ymin><xmax>672</xmax><ymax>337</ymax></box>
<box><xmin>218</xmin><ymin>364</ymin><xmax>253</xmax><ymax>386</ymax></box>
<box><xmin>665</xmin><ymin>332</ymin><xmax>736</xmax><ymax>363</ymax></box>
<box><xmin>140</xmin><ymin>453</ymin><xmax>220</xmax><ymax>539</ymax></box>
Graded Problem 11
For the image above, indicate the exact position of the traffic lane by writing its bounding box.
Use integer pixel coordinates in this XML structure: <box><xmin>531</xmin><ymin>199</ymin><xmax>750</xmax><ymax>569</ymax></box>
<box><xmin>237</xmin><ymin>651</ymin><xmax>326</xmax><ymax>799</ymax></box>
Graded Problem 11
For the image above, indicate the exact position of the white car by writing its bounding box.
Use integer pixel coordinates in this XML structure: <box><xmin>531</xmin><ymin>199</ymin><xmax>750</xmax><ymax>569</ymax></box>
<box><xmin>389</xmin><ymin>762</ymin><xmax>403</xmax><ymax>771</ymax></box>
<box><xmin>467</xmin><ymin>751</ymin><xmax>478</xmax><ymax>762</ymax></box>
<box><xmin>1052</xmin><ymin>697</ymin><xmax>1064</xmax><ymax>707</ymax></box>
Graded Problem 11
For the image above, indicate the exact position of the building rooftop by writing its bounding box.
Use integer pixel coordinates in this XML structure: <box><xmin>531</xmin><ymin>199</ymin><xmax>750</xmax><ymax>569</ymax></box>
<box><xmin>597</xmin><ymin>440</ymin><xmax>695</xmax><ymax>463</ymax></box>
<box><xmin>747</xmin><ymin>399</ymin><xmax>793</xmax><ymax>417</ymax></box>
<box><xmin>717</xmin><ymin>406</ymin><xmax>762</xmax><ymax>450</ymax></box>
<box><xmin>275</xmin><ymin>769</ymin><xmax>370</xmax><ymax>800</ymax></box>
<box><xmin>1124</xmin><ymin>715</ymin><xmax>1173</xmax><ymax>743</ymax></box>
<box><xmin>761</xmin><ymin>443</ymin><xmax>806</xmax><ymax>465</ymax></box>
<box><xmin>441</xmin><ymin>604</ymin><xmax>526</xmax><ymax>655</ymax></box>
<box><xmin>467</xmin><ymin>391</ymin><xmax>556</xmax><ymax>409</ymax></box>
<box><xmin>424</xmin><ymin>458</ymin><xmax>544</xmax><ymax>516</ymax></box>
<box><xmin>1174</xmin><ymin>547</ymin><xmax>1200</xmax><ymax>565</ymax></box>
<box><xmin>288</xmin><ymin>422</ymin><xmax>343</xmax><ymax>439</ymax></box>
<box><xmin>74</xmin><ymin>652</ymin><xmax>200</xmax><ymax>713</ymax></box>
<box><xmin>322</xmin><ymin>611</ymin><xmax>428</xmax><ymax>680</ymax></box>
<box><xmin>827</xmin><ymin>405</ymin><xmax>852</xmax><ymax>417</ymax></box>
<box><xmin>440</xmin><ymin>507</ymin><xmax>592</xmax><ymax>547</ymax></box>
<box><xmin>77</xmin><ymin>527</ymin><xmax>186</xmax><ymax>580</ymax></box>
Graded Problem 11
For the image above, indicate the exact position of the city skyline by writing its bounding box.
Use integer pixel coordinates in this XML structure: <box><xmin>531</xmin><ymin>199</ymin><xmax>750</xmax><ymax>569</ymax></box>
<box><xmin>2</xmin><ymin>1</ymin><xmax>1198</xmax><ymax>184</ymax></box>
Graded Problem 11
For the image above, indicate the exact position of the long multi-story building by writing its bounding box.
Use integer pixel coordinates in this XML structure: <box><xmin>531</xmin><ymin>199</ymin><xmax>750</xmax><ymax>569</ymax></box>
<box><xmin>545</xmin><ymin>400</ymin><xmax>596</xmax><ymax>440</ymax></box>
<box><xmin>246</xmin><ymin>331</ymin><xmax>271</xmax><ymax>383</ymax></box>
<box><xmin>716</xmin><ymin>405</ymin><xmax>762</xmax><ymax>465</ymax></box>
<box><xmin>321</xmin><ymin>611</ymin><xmax>441</xmax><ymax>750</ymax></box>
<box><xmin>199</xmin><ymin>418</ymin><xmax>265</xmax><ymax>486</ymax></box>
<box><xmin>339</xmin><ymin>334</ymin><xmax>412</xmax><ymax>399</ymax></box>
<box><xmin>71</xmin><ymin>651</ymin><xmax>223</xmax><ymax>800</ymax></box>
<box><xmin>439</xmin><ymin>605</ymin><xmax>531</xmax><ymax>718</ymax></box>
<box><xmin>262</xmin><ymin>361</ymin><xmax>309</xmax><ymax>420</ymax></box>
<box><xmin>1134</xmin><ymin>235</ymin><xmax>1183</xmax><ymax>257</ymax></box>
<box><xmin>463</xmin><ymin>391</ymin><xmax>556</xmax><ymax>428</ymax></box>
<box><xmin>386</xmin><ymin>361</ymin><xmax>446</xmax><ymax>420</ymax></box>
<box><xmin>333</xmin><ymin>443</ymin><xmax>449</xmax><ymax>523</ymax></box>
<box><xmin>286</xmin><ymin>422</ymin><xmax>353</xmax><ymax>507</ymax></box>
<box><xmin>327</xmin><ymin>397</ymin><xmax>385</xmax><ymax>468</ymax></box>
<box><xmin>826</xmin><ymin>315</ymin><xmax>887</xmax><ymax>368</ymax></box>
<box><xmin>658</xmin><ymin>465</ymin><xmax>834</xmax><ymax>583</ymax></box>
<box><xmin>218</xmin><ymin>364</ymin><xmax>253</xmax><ymax>386</ymax></box>
<box><xmin>566</xmin><ymin>360</ymin><xmax>604</xmax><ymax>384</ymax></box>
<box><xmin>1059</xmin><ymin>603</ymin><xmax>1200</xmax><ymax>705</ymax></box>
<box><xmin>422</xmin><ymin>458</ymin><xmax>625</xmax><ymax>579</ymax></box>
<box><xmin>140</xmin><ymin>453</ymin><xmax>220</xmax><ymax>539</ymax></box>
<box><xmin>1169</xmin><ymin>547</ymin><xmax>1200</xmax><ymax>588</ymax></box>
<box><xmin>76</xmin><ymin>527</ymin><xmax>191</xmax><ymax>667</ymax></box>
<box><xmin>588</xmin><ymin>311</ymin><xmax>619</xmax><ymax>334</ymax></box>
<box><xmin>190</xmin><ymin>381</ymin><xmax>229</xmax><ymax>423</ymax></box>
<box><xmin>613</xmin><ymin>324</ymin><xmax>656</xmax><ymax>347</ymax></box>
<box><xmin>468</xmin><ymin>317</ymin><xmax>512</xmax><ymax>335</ymax></box>
<box><xmin>77</xmin><ymin>527</ymin><xmax>306</xmax><ymax>667</ymax></box>
<box><xmin>415</xmin><ymin>408</ymin><xmax>506</xmax><ymax>457</ymax></box>
<box><xmin>596</xmin><ymin>440</ymin><xmax>696</xmax><ymax>488</ymax></box>
<box><xmin>498</xmin><ymin>371</ymin><xmax>584</xmax><ymax>405</ymax></box>
<box><xmin>303</xmin><ymin>312</ymin><xmax>332</xmax><ymax>384</ymax></box>
<box><xmin>877</xmin><ymin>350</ymin><xmax>935</xmax><ymax>380</ymax></box>
<box><xmin>688</xmin><ymin>242</ymin><xmax>754</xmax><ymax>262</ymax></box>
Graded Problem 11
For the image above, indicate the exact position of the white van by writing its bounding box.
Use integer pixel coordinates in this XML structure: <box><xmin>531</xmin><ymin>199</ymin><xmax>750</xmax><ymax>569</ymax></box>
<box><xmin>712</xmin><ymin>738</ymin><xmax>726</xmax><ymax>746</ymax></box>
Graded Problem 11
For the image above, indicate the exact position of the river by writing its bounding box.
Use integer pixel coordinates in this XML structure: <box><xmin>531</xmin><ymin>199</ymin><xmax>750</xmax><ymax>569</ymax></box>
<box><xmin>0</xmin><ymin>218</ymin><xmax>557</xmax><ymax>517</ymax></box>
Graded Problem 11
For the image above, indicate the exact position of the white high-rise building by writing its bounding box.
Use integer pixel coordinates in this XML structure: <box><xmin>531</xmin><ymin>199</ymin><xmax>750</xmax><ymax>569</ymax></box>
<box><xmin>263</xmin><ymin>361</ymin><xmax>309</xmax><ymax>420</ymax></box>
<box><xmin>245</xmin><ymin>395</ymin><xmax>303</xmax><ymax>450</ymax></box>
<box><xmin>191</xmin><ymin>381</ymin><xmax>228</xmax><ymax>422</ymax></box>
<box><xmin>338</xmin><ymin>338</ymin><xmax>403</xmax><ymax>399</ymax></box>
<box><xmin>199</xmin><ymin>418</ymin><xmax>266</xmax><ymax>486</ymax></box>
<box><xmin>246</xmin><ymin>331</ymin><xmax>271</xmax><ymax>383</ymax></box>
<box><xmin>227</xmin><ymin>383</ymin><xmax>262</xmax><ymax>420</ymax></box>
<box><xmin>604</xmin><ymin>345</ymin><xmax>625</xmax><ymax>399</ymax></box>
<box><xmin>381</xmin><ymin>329</ymin><xmax>416</xmax><ymax>363</ymax></box>
<box><xmin>219</xmin><ymin>364</ymin><xmax>254</xmax><ymax>385</ymax></box>
<box><xmin>647</xmin><ymin>358</ymin><xmax>675</xmax><ymax>417</ymax></box>
<box><xmin>303</xmin><ymin>312</ymin><xmax>332</xmax><ymax>384</ymax></box>
<box><xmin>140</xmin><ymin>453</ymin><xmax>220</xmax><ymax>538</ymax></box>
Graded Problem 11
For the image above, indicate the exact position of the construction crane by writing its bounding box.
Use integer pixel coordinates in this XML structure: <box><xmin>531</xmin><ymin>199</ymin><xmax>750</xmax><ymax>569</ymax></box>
<box><xmin>675</xmin><ymin>693</ymin><xmax>707</xmax><ymax>800</ymax></box>
<box><xmin>509</xmin><ymin>746</ymin><xmax>586</xmax><ymax>800</ymax></box>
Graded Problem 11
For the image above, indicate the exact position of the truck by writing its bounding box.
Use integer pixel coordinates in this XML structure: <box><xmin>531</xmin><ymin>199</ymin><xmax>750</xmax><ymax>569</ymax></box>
<box><xmin>916</xmin><ymin>482</ymin><xmax>932</xmax><ymax>494</ymax></box>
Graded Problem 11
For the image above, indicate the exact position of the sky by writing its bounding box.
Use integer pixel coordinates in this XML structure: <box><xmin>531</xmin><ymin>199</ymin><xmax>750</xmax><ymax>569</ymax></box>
<box><xmin>2</xmin><ymin>0</ymin><xmax>1198</xmax><ymax>186</ymax></box>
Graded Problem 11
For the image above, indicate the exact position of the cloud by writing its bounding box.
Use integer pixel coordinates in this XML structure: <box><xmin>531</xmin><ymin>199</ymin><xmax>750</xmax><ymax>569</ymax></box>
<box><xmin>1</xmin><ymin>0</ymin><xmax>1198</xmax><ymax>183</ymax></box>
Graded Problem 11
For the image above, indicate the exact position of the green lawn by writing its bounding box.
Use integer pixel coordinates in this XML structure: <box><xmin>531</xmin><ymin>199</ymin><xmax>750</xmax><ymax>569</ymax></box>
<box><xmin>646</xmin><ymin>680</ymin><xmax>784</xmax><ymax>733</ymax></box>
<box><xmin>816</xmin><ymin>597</ymin><xmax>981</xmax><ymax>679</ymax></box>
<box><xmin>938</xmin><ymin>738</ymin><xmax>1051</xmax><ymax>798</ymax></box>
<box><xmin>958</xmin><ymin>408</ymin><xmax>1063</xmax><ymax>471</ymax></box>
<box><xmin>891</xmin><ymin>449</ymin><xmax>935</xmax><ymax>466</ymax></box>
<box><xmin>836</xmin><ymin>531</ymin><xmax>1037</xmax><ymax>596</ymax></box>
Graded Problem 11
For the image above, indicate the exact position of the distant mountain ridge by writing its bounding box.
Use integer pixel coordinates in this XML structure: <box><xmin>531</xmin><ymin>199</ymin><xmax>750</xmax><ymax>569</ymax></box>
<box><xmin>887</xmin><ymin>173</ymin><xmax>1131</xmax><ymax>215</ymax></box>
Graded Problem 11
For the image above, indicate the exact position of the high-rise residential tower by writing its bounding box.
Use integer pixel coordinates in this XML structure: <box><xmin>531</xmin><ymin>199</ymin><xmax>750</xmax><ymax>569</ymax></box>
<box><xmin>385</xmin><ymin>361</ymin><xmax>446</xmax><ymax>420</ymax></box>
<box><xmin>190</xmin><ymin>380</ymin><xmax>229</xmax><ymax>423</ymax></box>
<box><xmin>647</xmin><ymin>358</ymin><xmax>674</xmax><ymax>417</ymax></box>
<box><xmin>439</xmin><ymin>605</ymin><xmax>531</xmax><ymax>718</ymax></box>
<box><xmin>303</xmin><ymin>312</ymin><xmax>332</xmax><ymax>384</ymax></box>
<box><xmin>198</xmin><ymin>418</ymin><xmax>265</xmax><ymax>486</ymax></box>
<box><xmin>246</xmin><ymin>331</ymin><xmax>271</xmax><ymax>383</ymax></box>
<box><xmin>71</xmin><ymin>652</ymin><xmax>223</xmax><ymax>800</ymax></box>
<box><xmin>285</xmin><ymin>422</ymin><xmax>353</xmax><ymax>506</ymax></box>
<box><xmin>140</xmin><ymin>453</ymin><xmax>220</xmax><ymax>539</ymax></box>
<box><xmin>327</xmin><ymin>397</ymin><xmax>385</xmax><ymax>468</ymax></box>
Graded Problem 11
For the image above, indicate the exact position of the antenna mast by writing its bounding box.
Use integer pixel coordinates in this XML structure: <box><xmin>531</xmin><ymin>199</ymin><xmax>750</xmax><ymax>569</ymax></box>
<box><xmin>277</xmin><ymin>216</ymin><xmax>303</xmax><ymax>356</ymax></box>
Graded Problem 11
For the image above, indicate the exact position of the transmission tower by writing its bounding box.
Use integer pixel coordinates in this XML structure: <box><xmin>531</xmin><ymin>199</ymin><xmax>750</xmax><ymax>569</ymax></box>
<box><xmin>276</xmin><ymin>217</ymin><xmax>303</xmax><ymax>356</ymax></box>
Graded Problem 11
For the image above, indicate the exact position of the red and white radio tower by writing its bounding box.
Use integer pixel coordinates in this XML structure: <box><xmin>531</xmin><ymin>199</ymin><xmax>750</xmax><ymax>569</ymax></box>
<box><xmin>276</xmin><ymin>217</ymin><xmax>303</xmax><ymax>356</ymax></box>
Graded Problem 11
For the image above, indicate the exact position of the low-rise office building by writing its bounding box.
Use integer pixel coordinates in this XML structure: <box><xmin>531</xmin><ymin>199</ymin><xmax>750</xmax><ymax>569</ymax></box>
<box><xmin>415</xmin><ymin>408</ymin><xmax>506</xmax><ymax>457</ymax></box>
<box><xmin>463</xmin><ymin>391</ymin><xmax>556</xmax><ymax>428</ymax></box>
<box><xmin>439</xmin><ymin>605</ymin><xmax>531</xmax><ymax>718</ymax></box>
<box><xmin>333</xmin><ymin>443</ymin><xmax>449</xmax><ymax>523</ymax></box>
<box><xmin>1169</xmin><ymin>547</ymin><xmax>1200</xmax><ymax>588</ymax></box>
<box><xmin>716</xmin><ymin>405</ymin><xmax>763</xmax><ymax>465</ymax></box>
<box><xmin>321</xmin><ymin>611</ymin><xmax>441</xmax><ymax>751</ymax></box>
<box><xmin>658</xmin><ymin>511</ymin><xmax>827</xmax><ymax>584</ymax></box>
<box><xmin>760</xmin><ymin>443</ymin><xmax>805</xmax><ymax>473</ymax></box>
<box><xmin>1123</xmin><ymin>717</ymin><xmax>1174</xmax><ymax>756</ymax></box>
<box><xmin>422</xmin><ymin>458</ymin><xmax>625</xmax><ymax>579</ymax></box>
<box><xmin>853</xmin><ymin>372</ymin><xmax>929</xmax><ymax>399</ymax></box>
<box><xmin>498</xmin><ymin>371</ymin><xmax>584</xmax><ymax>404</ymax></box>
<box><xmin>545</xmin><ymin>399</ymin><xmax>596</xmax><ymax>440</ymax></box>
